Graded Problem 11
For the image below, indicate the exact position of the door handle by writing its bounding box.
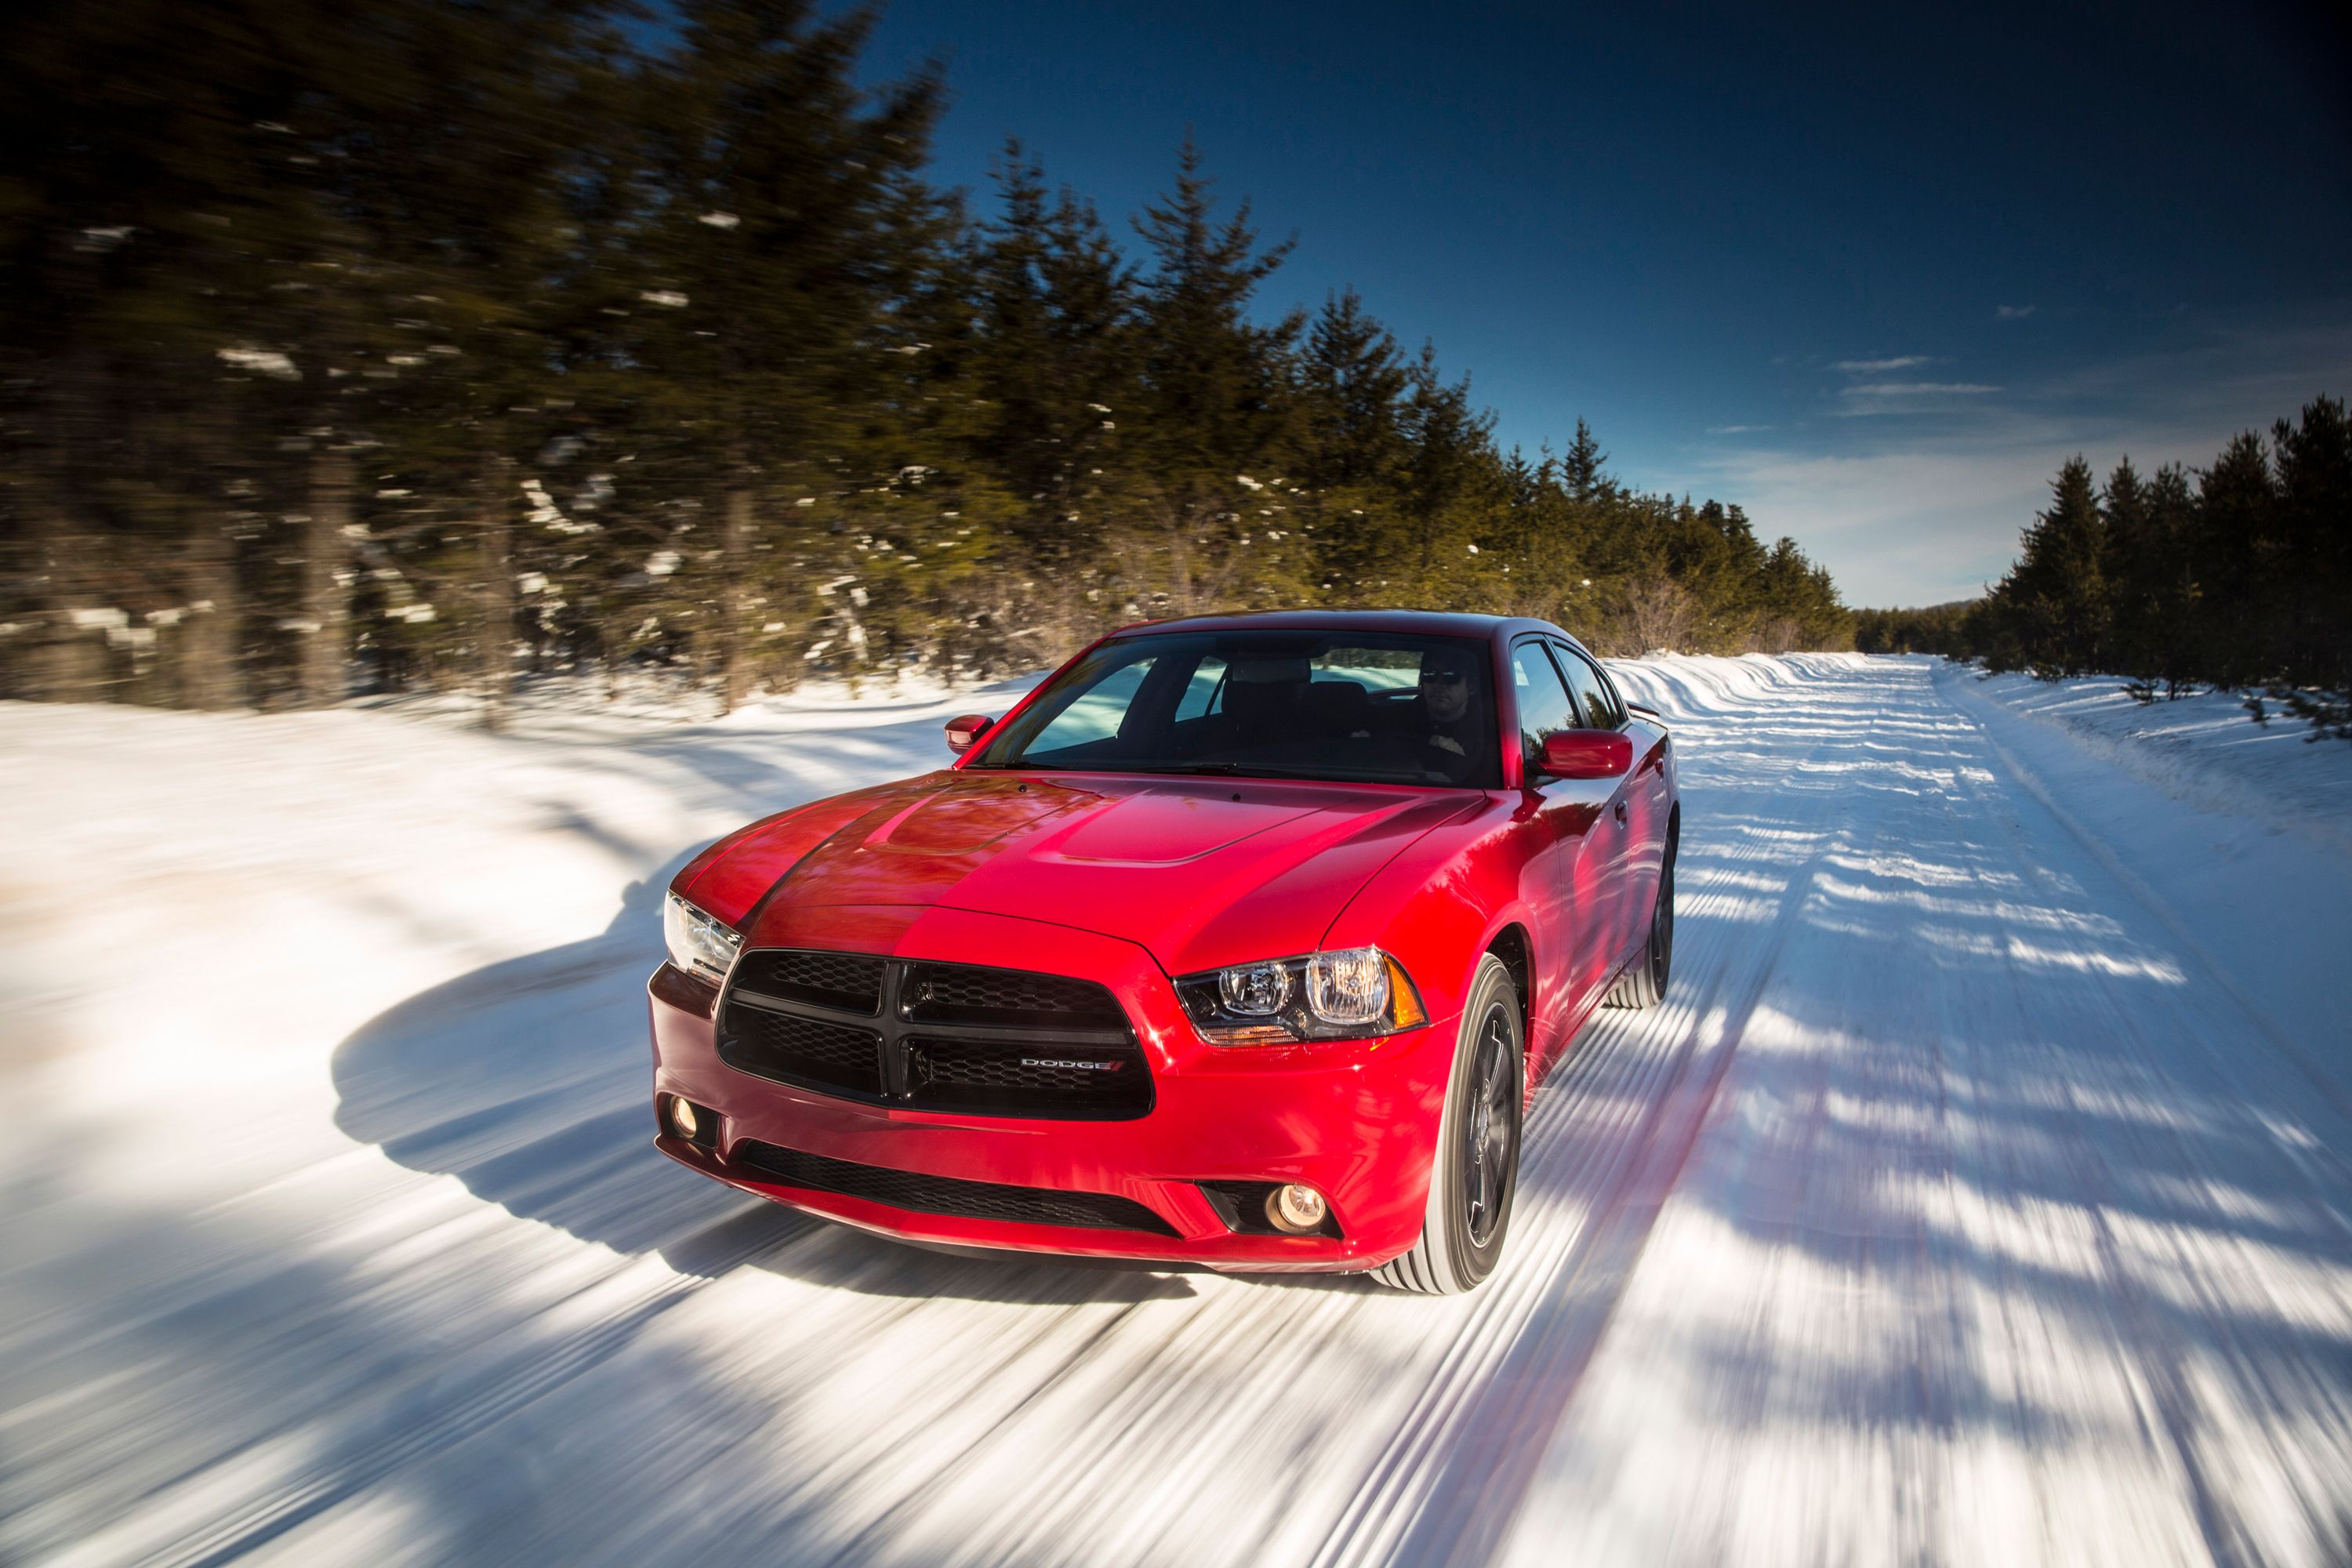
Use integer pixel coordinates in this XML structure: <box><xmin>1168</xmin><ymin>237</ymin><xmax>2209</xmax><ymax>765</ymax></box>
<box><xmin>1613</xmin><ymin>798</ymin><xmax>1628</xmax><ymax>826</ymax></box>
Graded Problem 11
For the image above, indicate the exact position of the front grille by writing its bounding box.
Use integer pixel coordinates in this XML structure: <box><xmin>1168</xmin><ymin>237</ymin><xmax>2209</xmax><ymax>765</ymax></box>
<box><xmin>731</xmin><ymin>1141</ymin><xmax>1178</xmax><ymax>1236</ymax></box>
<box><xmin>718</xmin><ymin>948</ymin><xmax>1152</xmax><ymax>1120</ymax></box>
<box><xmin>733</xmin><ymin>949</ymin><xmax>887</xmax><ymax>1014</ymax></box>
<box><xmin>720</xmin><ymin>1007</ymin><xmax>883</xmax><ymax>1097</ymax></box>
<box><xmin>902</xmin><ymin>963</ymin><xmax>1127</xmax><ymax>1029</ymax></box>
<box><xmin>906</xmin><ymin>1035</ymin><xmax>1151</xmax><ymax>1116</ymax></box>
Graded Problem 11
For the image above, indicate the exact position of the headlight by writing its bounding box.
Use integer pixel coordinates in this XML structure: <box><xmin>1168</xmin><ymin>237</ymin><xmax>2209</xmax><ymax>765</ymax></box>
<box><xmin>1176</xmin><ymin>946</ymin><xmax>1428</xmax><ymax>1044</ymax></box>
<box><xmin>663</xmin><ymin>892</ymin><xmax>742</xmax><ymax>983</ymax></box>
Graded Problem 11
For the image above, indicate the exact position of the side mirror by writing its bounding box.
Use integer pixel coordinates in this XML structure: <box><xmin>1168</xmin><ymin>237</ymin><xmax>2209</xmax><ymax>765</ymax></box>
<box><xmin>1536</xmin><ymin>728</ymin><xmax>1632</xmax><ymax>781</ymax></box>
<box><xmin>945</xmin><ymin>713</ymin><xmax>996</xmax><ymax>755</ymax></box>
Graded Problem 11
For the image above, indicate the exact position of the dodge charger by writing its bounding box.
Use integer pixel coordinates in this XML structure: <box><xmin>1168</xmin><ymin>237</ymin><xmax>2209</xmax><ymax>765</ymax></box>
<box><xmin>648</xmin><ymin>610</ymin><xmax>1678</xmax><ymax>1292</ymax></box>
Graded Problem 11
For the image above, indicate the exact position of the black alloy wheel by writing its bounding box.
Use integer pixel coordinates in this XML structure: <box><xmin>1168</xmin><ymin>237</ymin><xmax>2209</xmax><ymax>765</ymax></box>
<box><xmin>1372</xmin><ymin>953</ymin><xmax>1523</xmax><ymax>1294</ymax></box>
<box><xmin>1464</xmin><ymin>1005</ymin><xmax>1519</xmax><ymax>1249</ymax></box>
<box><xmin>1645</xmin><ymin>853</ymin><xmax>1674</xmax><ymax>997</ymax></box>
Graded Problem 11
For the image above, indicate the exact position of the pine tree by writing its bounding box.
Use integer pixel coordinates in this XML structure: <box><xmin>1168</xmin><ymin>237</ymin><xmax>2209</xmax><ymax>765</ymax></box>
<box><xmin>1297</xmin><ymin>289</ymin><xmax>1410</xmax><ymax>491</ymax></box>
<box><xmin>631</xmin><ymin>0</ymin><xmax>942</xmax><ymax>706</ymax></box>
<box><xmin>1129</xmin><ymin>137</ymin><xmax>1304</xmax><ymax>615</ymax></box>
<box><xmin>339</xmin><ymin>0</ymin><xmax>631</xmax><ymax>725</ymax></box>
<box><xmin>2100</xmin><ymin>457</ymin><xmax>2165</xmax><ymax>694</ymax></box>
<box><xmin>2191</xmin><ymin>431</ymin><xmax>2278</xmax><ymax>689</ymax></box>
<box><xmin>0</xmin><ymin>0</ymin><xmax>331</xmax><ymax>702</ymax></box>
<box><xmin>0</xmin><ymin>8</ymin><xmax>1875</xmax><ymax>710</ymax></box>
<box><xmin>1393</xmin><ymin>345</ymin><xmax>1497</xmax><ymax>593</ymax></box>
<box><xmin>2140</xmin><ymin>465</ymin><xmax>2200</xmax><ymax>694</ymax></box>
<box><xmin>1986</xmin><ymin>457</ymin><xmax>2111</xmax><ymax>677</ymax></box>
<box><xmin>1753</xmin><ymin>535</ymin><xmax>1849</xmax><ymax>652</ymax></box>
<box><xmin>949</xmin><ymin>143</ymin><xmax>1141</xmax><ymax>655</ymax></box>
<box><xmin>1562</xmin><ymin>419</ymin><xmax>1610</xmax><ymax>503</ymax></box>
<box><xmin>2267</xmin><ymin>396</ymin><xmax>2352</xmax><ymax>735</ymax></box>
<box><xmin>1291</xmin><ymin>290</ymin><xmax>1409</xmax><ymax>601</ymax></box>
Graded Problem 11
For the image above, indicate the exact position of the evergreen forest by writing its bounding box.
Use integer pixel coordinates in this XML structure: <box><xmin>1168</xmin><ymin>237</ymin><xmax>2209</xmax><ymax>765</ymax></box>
<box><xmin>2</xmin><ymin>0</ymin><xmax>1854</xmax><ymax>720</ymax></box>
<box><xmin>1856</xmin><ymin>397</ymin><xmax>2351</xmax><ymax>741</ymax></box>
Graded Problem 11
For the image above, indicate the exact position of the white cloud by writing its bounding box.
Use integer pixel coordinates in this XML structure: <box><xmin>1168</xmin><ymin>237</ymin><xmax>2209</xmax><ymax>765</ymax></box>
<box><xmin>1846</xmin><ymin>382</ymin><xmax>2001</xmax><ymax>397</ymax></box>
<box><xmin>1666</xmin><ymin>310</ymin><xmax>2352</xmax><ymax>604</ymax></box>
<box><xmin>1691</xmin><ymin>442</ymin><xmax>2056</xmax><ymax>604</ymax></box>
<box><xmin>1831</xmin><ymin>356</ymin><xmax>1929</xmax><ymax>373</ymax></box>
<box><xmin>1833</xmin><ymin>379</ymin><xmax>2004</xmax><ymax>418</ymax></box>
<box><xmin>1706</xmin><ymin>424</ymin><xmax>1770</xmax><ymax>434</ymax></box>
<box><xmin>1995</xmin><ymin>304</ymin><xmax>2038</xmax><ymax>320</ymax></box>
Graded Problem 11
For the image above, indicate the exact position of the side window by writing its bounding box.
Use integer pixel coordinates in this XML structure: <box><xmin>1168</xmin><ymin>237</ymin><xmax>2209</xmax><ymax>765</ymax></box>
<box><xmin>1553</xmin><ymin>644</ymin><xmax>1621</xmax><ymax>728</ymax></box>
<box><xmin>1174</xmin><ymin>655</ymin><xmax>1228</xmax><ymax>722</ymax></box>
<box><xmin>1595</xmin><ymin>668</ymin><xmax>1627</xmax><ymax>727</ymax></box>
<box><xmin>1511</xmin><ymin>642</ymin><xmax>1579</xmax><ymax>771</ymax></box>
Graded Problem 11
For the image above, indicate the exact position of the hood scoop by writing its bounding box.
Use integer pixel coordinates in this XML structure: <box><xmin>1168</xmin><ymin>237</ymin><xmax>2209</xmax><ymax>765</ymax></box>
<box><xmin>863</xmin><ymin>782</ymin><xmax>1082</xmax><ymax>855</ymax></box>
<box><xmin>1050</xmin><ymin>792</ymin><xmax>1319</xmax><ymax>866</ymax></box>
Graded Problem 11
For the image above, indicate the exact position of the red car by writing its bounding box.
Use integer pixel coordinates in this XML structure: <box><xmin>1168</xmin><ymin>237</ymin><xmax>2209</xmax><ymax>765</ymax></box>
<box><xmin>649</xmin><ymin>611</ymin><xmax>1678</xmax><ymax>1292</ymax></box>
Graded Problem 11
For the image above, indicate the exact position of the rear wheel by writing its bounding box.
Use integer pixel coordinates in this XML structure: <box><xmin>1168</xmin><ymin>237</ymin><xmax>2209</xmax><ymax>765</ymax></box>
<box><xmin>1604</xmin><ymin>845</ymin><xmax>1675</xmax><ymax>1010</ymax></box>
<box><xmin>1372</xmin><ymin>954</ymin><xmax>1523</xmax><ymax>1294</ymax></box>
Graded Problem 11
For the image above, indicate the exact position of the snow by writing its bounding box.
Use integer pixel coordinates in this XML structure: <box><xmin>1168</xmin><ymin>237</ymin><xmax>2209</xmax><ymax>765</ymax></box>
<box><xmin>2</xmin><ymin>655</ymin><xmax>2348</xmax><ymax>1566</ymax></box>
<box><xmin>1959</xmin><ymin>668</ymin><xmax>2352</xmax><ymax>857</ymax></box>
<box><xmin>215</xmin><ymin>347</ymin><xmax>300</xmax><ymax>380</ymax></box>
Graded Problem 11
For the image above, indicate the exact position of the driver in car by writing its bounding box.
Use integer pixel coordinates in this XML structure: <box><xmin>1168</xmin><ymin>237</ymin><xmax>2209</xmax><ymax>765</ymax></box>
<box><xmin>1414</xmin><ymin>648</ymin><xmax>1485</xmax><ymax>784</ymax></box>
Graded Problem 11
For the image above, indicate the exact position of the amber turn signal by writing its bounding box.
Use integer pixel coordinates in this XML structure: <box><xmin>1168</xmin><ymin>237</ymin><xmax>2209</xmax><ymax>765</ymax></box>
<box><xmin>1385</xmin><ymin>955</ymin><xmax>1428</xmax><ymax>1029</ymax></box>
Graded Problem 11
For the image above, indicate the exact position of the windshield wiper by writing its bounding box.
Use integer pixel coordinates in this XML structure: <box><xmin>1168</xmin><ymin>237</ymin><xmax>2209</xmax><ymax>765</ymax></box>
<box><xmin>989</xmin><ymin>759</ymin><xmax>1457</xmax><ymax>785</ymax></box>
<box><xmin>997</xmin><ymin>757</ymin><xmax>1242</xmax><ymax>775</ymax></box>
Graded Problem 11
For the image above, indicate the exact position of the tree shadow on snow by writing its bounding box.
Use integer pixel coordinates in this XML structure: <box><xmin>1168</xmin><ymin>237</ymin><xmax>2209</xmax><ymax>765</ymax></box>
<box><xmin>329</xmin><ymin>849</ymin><xmax>1214</xmax><ymax>1307</ymax></box>
<box><xmin>1381</xmin><ymin>654</ymin><xmax>2352</xmax><ymax>1563</ymax></box>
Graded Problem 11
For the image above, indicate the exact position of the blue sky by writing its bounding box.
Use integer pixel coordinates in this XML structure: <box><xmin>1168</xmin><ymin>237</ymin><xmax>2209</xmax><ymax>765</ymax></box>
<box><xmin>855</xmin><ymin>0</ymin><xmax>2352</xmax><ymax>606</ymax></box>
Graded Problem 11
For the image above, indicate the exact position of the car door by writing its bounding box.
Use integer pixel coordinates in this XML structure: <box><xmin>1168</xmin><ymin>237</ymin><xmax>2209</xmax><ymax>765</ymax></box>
<box><xmin>1550</xmin><ymin>640</ymin><xmax>1653</xmax><ymax>968</ymax></box>
<box><xmin>1508</xmin><ymin>637</ymin><xmax>1619</xmax><ymax>1068</ymax></box>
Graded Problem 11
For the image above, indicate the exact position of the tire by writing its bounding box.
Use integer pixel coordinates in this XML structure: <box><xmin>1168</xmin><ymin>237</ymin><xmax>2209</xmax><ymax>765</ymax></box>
<box><xmin>1372</xmin><ymin>953</ymin><xmax>1523</xmax><ymax>1294</ymax></box>
<box><xmin>1604</xmin><ymin>844</ymin><xmax>1675</xmax><ymax>1010</ymax></box>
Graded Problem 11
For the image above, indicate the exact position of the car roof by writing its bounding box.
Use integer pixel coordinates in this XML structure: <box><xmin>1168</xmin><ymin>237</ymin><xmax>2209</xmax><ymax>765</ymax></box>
<box><xmin>1105</xmin><ymin>608</ymin><xmax>1580</xmax><ymax>646</ymax></box>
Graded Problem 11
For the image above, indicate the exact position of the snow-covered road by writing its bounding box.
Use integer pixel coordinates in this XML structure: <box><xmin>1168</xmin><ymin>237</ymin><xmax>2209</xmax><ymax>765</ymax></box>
<box><xmin>4</xmin><ymin>656</ymin><xmax>2349</xmax><ymax>1566</ymax></box>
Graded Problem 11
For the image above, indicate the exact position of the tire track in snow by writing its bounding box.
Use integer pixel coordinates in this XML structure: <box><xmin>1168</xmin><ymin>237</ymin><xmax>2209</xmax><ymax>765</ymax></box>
<box><xmin>1487</xmin><ymin>659</ymin><xmax>2352</xmax><ymax>1566</ymax></box>
<box><xmin>47</xmin><ymin>1199</ymin><xmax>813</xmax><ymax>1568</ymax></box>
<box><xmin>1936</xmin><ymin>662</ymin><xmax>2352</xmax><ymax>1131</ymax></box>
<box><xmin>1314</xmin><ymin>660</ymin><xmax>1900</xmax><ymax>1567</ymax></box>
<box><xmin>13</xmin><ymin>656</ymin><xmax>2350</xmax><ymax>1566</ymax></box>
<box><xmin>1934</xmin><ymin>674</ymin><xmax>2352</xmax><ymax>1565</ymax></box>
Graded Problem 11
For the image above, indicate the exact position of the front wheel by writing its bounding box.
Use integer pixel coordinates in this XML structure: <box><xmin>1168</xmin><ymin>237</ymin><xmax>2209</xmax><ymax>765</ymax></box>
<box><xmin>1372</xmin><ymin>953</ymin><xmax>1523</xmax><ymax>1294</ymax></box>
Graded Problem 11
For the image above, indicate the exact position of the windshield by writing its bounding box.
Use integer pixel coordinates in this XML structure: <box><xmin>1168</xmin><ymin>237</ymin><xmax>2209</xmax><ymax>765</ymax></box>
<box><xmin>970</xmin><ymin>630</ymin><xmax>1501</xmax><ymax>787</ymax></box>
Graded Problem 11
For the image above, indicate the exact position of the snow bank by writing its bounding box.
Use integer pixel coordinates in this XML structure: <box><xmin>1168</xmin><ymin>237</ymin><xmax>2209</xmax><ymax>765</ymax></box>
<box><xmin>1958</xmin><ymin>668</ymin><xmax>2352</xmax><ymax>857</ymax></box>
<box><xmin>2</xmin><ymin>654</ymin><xmax>2347</xmax><ymax>1567</ymax></box>
<box><xmin>0</xmin><ymin>679</ymin><xmax>1036</xmax><ymax>1212</ymax></box>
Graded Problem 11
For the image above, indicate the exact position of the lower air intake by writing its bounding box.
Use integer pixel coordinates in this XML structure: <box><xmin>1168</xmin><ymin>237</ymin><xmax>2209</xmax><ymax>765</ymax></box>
<box><xmin>731</xmin><ymin>1141</ymin><xmax>1178</xmax><ymax>1236</ymax></box>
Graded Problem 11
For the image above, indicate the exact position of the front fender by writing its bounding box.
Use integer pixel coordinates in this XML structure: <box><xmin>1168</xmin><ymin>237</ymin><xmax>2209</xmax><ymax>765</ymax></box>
<box><xmin>1318</xmin><ymin>796</ymin><xmax>1534</xmax><ymax>1044</ymax></box>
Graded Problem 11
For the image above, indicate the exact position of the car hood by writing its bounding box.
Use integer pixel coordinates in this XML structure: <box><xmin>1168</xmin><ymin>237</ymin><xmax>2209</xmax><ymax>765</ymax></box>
<box><xmin>728</xmin><ymin>769</ymin><xmax>1481</xmax><ymax>977</ymax></box>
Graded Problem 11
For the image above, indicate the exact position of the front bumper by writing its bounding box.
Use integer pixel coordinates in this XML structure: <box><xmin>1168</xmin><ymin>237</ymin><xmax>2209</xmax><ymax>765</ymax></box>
<box><xmin>648</xmin><ymin>905</ymin><xmax>1454</xmax><ymax>1271</ymax></box>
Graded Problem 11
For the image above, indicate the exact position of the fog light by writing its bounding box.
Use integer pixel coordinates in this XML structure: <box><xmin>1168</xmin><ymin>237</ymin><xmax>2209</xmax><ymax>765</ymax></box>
<box><xmin>1266</xmin><ymin>1183</ymin><xmax>1328</xmax><ymax>1234</ymax></box>
<box><xmin>667</xmin><ymin>1096</ymin><xmax>699</xmax><ymax>1140</ymax></box>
